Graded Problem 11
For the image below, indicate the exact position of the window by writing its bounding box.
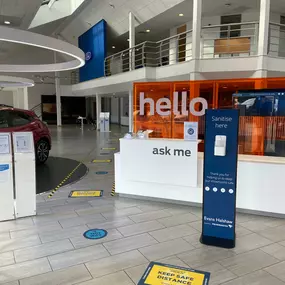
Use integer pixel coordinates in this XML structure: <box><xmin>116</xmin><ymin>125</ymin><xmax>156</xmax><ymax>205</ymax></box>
<box><xmin>0</xmin><ymin>111</ymin><xmax>9</xmax><ymax>128</ymax></box>
<box><xmin>220</xmin><ymin>15</ymin><xmax>242</xmax><ymax>38</ymax></box>
<box><xmin>9</xmin><ymin>111</ymin><xmax>32</xmax><ymax>127</ymax></box>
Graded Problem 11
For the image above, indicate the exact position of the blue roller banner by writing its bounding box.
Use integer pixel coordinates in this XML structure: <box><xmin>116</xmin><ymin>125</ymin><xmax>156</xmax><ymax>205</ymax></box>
<box><xmin>201</xmin><ymin>109</ymin><xmax>239</xmax><ymax>248</ymax></box>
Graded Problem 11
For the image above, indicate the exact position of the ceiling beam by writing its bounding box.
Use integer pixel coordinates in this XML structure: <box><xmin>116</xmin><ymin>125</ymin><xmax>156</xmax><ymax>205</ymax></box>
<box><xmin>48</xmin><ymin>0</ymin><xmax>57</xmax><ymax>8</ymax></box>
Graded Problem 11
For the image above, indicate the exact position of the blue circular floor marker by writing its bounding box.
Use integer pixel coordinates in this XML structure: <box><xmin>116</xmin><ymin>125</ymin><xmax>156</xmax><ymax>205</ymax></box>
<box><xmin>83</xmin><ymin>229</ymin><xmax>108</xmax><ymax>240</ymax></box>
<box><xmin>96</xmin><ymin>171</ymin><xmax>108</xmax><ymax>175</ymax></box>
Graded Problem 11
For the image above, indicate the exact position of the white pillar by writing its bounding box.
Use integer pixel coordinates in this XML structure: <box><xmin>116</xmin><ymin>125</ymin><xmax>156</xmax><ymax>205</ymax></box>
<box><xmin>23</xmin><ymin>87</ymin><xmax>29</xmax><ymax>110</ymax></box>
<box><xmin>13</xmin><ymin>90</ymin><xmax>20</xmax><ymax>108</ymax></box>
<box><xmin>129</xmin><ymin>11</ymin><xmax>135</xmax><ymax>70</ymax></box>
<box><xmin>192</xmin><ymin>0</ymin><xmax>202</xmax><ymax>60</ymax></box>
<box><xmin>55</xmin><ymin>71</ymin><xmax>62</xmax><ymax>126</ymax></box>
<box><xmin>258</xmin><ymin>0</ymin><xmax>270</xmax><ymax>56</ymax></box>
<box><xmin>128</xmin><ymin>89</ymin><xmax>133</xmax><ymax>132</ymax></box>
<box><xmin>96</xmin><ymin>94</ymin><xmax>101</xmax><ymax>130</ymax></box>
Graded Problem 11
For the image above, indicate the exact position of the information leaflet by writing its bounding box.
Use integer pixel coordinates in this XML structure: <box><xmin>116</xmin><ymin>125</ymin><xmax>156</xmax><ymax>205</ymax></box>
<box><xmin>201</xmin><ymin>109</ymin><xmax>239</xmax><ymax>248</ymax></box>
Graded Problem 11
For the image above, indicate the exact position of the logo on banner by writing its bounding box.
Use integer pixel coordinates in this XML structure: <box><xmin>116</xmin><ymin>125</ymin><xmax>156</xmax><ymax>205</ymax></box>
<box><xmin>188</xmin><ymin>128</ymin><xmax>194</xmax><ymax>135</ymax></box>
<box><xmin>85</xmin><ymin>51</ymin><xmax>92</xmax><ymax>61</ymax></box>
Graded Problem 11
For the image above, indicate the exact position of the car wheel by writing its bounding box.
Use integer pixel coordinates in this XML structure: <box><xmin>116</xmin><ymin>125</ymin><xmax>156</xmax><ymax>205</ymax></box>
<box><xmin>36</xmin><ymin>140</ymin><xmax>50</xmax><ymax>164</ymax></box>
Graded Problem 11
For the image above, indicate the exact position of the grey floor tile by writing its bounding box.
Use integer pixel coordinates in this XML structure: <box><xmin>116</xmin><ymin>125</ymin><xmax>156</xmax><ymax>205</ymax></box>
<box><xmin>240</xmin><ymin>217</ymin><xmax>285</xmax><ymax>232</ymax></box>
<box><xmin>178</xmin><ymin>246</ymin><xmax>236</xmax><ymax>268</ymax></box>
<box><xmin>222</xmin><ymin>270</ymin><xmax>285</xmax><ymax>285</ymax></box>
<box><xmin>189</xmin><ymin>207</ymin><xmax>202</xmax><ymax>217</ymax></box>
<box><xmin>149</xmin><ymin>224</ymin><xmax>198</xmax><ymax>242</ymax></box>
<box><xmin>220</xmin><ymin>249</ymin><xmax>279</xmax><ymax>276</ymax></box>
<box><xmin>232</xmin><ymin>233</ymin><xmax>273</xmax><ymax>254</ymax></box>
<box><xmin>39</xmin><ymin>225</ymin><xmax>88</xmax><ymax>243</ymax></box>
<box><xmin>157</xmin><ymin>213</ymin><xmax>200</xmax><ymax>227</ymax></box>
<box><xmin>188</xmin><ymin>220</ymin><xmax>202</xmax><ymax>232</ymax></box>
<box><xmin>58</xmin><ymin>214</ymin><xmax>106</xmax><ymax>228</ymax></box>
<box><xmin>139</xmin><ymin>238</ymin><xmax>194</xmax><ymax>260</ymax></box>
<box><xmin>75</xmin><ymin>205</ymin><xmax>115</xmax><ymax>216</ymax></box>
<box><xmin>163</xmin><ymin>206</ymin><xmax>194</xmax><ymax>216</ymax></box>
<box><xmin>113</xmin><ymin>200</ymin><xmax>139</xmax><ymax>210</ymax></box>
<box><xmin>103</xmin><ymin>233</ymin><xmax>158</xmax><ymax>255</ymax></box>
<box><xmin>87</xmin><ymin>217</ymin><xmax>134</xmax><ymax>230</ymax></box>
<box><xmin>264</xmin><ymin>261</ymin><xmax>285</xmax><ymax>282</ymax></box>
<box><xmin>0</xmin><ymin>252</ymin><xmax>15</xmax><ymax>267</ymax></box>
<box><xmin>261</xmin><ymin>243</ymin><xmax>285</xmax><ymax>261</ymax></box>
<box><xmin>48</xmin><ymin>244</ymin><xmax>109</xmax><ymax>270</ymax></box>
<box><xmin>102</xmin><ymin>207</ymin><xmax>143</xmax><ymax>219</ymax></box>
<box><xmin>183</xmin><ymin>234</ymin><xmax>204</xmax><ymax>248</ymax></box>
<box><xmin>14</xmin><ymin>239</ymin><xmax>74</xmax><ymax>263</ymax></box>
<box><xmin>33</xmin><ymin>212</ymin><xmax>79</xmax><ymax>225</ymax></box>
<box><xmin>0</xmin><ymin>258</ymin><xmax>51</xmax><ymax>284</ymax></box>
<box><xmin>19</xmin><ymin>264</ymin><xmax>92</xmax><ymax>285</ymax></box>
<box><xmin>70</xmin><ymin>229</ymin><xmax>123</xmax><ymax>249</ymax></box>
<box><xmin>77</xmin><ymin>271</ymin><xmax>133</xmax><ymax>285</ymax></box>
<box><xmin>136</xmin><ymin>204</ymin><xmax>167</xmax><ymax>212</ymax></box>
<box><xmin>236</xmin><ymin>213</ymin><xmax>258</xmax><ymax>224</ymax></box>
<box><xmin>86</xmin><ymin>250</ymin><xmax>148</xmax><ymax>278</ymax></box>
<box><xmin>259</xmin><ymin>225</ymin><xmax>285</xmax><ymax>242</ymax></box>
<box><xmin>129</xmin><ymin>210</ymin><xmax>172</xmax><ymax>223</ymax></box>
<box><xmin>0</xmin><ymin>235</ymin><xmax>41</xmax><ymax>253</ymax></box>
<box><xmin>10</xmin><ymin>222</ymin><xmax>62</xmax><ymax>239</ymax></box>
<box><xmin>0</xmin><ymin>218</ymin><xmax>34</xmax><ymax>233</ymax></box>
<box><xmin>235</xmin><ymin>225</ymin><xmax>253</xmax><ymax>238</ymax></box>
<box><xmin>118</xmin><ymin>220</ymin><xmax>165</xmax><ymax>237</ymax></box>
<box><xmin>2</xmin><ymin>281</ymin><xmax>19</xmax><ymax>285</ymax></box>
<box><xmin>198</xmin><ymin>262</ymin><xmax>237</xmax><ymax>285</ymax></box>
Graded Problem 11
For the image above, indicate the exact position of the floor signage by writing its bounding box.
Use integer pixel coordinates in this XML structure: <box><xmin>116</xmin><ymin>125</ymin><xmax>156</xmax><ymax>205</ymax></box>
<box><xmin>96</xmin><ymin>171</ymin><xmax>108</xmax><ymax>175</ymax></box>
<box><xmin>92</xmin><ymin>159</ymin><xmax>111</xmax><ymax>163</ymax></box>
<box><xmin>201</xmin><ymin>109</ymin><xmax>239</xmax><ymax>248</ymax></box>
<box><xmin>83</xmin><ymin>229</ymin><xmax>107</xmax><ymax>240</ymax></box>
<box><xmin>69</xmin><ymin>190</ymin><xmax>103</xmax><ymax>197</ymax></box>
<box><xmin>102</xmin><ymin>147</ymin><xmax>116</xmax><ymax>150</ymax></box>
<box><xmin>138</xmin><ymin>262</ymin><xmax>210</xmax><ymax>285</ymax></box>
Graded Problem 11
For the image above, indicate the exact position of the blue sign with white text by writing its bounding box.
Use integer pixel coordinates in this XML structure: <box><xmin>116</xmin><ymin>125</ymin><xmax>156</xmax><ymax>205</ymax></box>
<box><xmin>83</xmin><ymin>229</ymin><xmax>107</xmax><ymax>240</ymax></box>
<box><xmin>201</xmin><ymin>109</ymin><xmax>239</xmax><ymax>248</ymax></box>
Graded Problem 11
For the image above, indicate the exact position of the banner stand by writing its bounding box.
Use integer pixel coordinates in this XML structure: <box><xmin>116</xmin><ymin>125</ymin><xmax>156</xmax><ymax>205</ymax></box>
<box><xmin>201</xmin><ymin>109</ymin><xmax>239</xmax><ymax>249</ymax></box>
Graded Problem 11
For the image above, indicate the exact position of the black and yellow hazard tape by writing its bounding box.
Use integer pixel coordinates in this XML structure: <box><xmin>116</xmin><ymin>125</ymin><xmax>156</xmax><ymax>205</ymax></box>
<box><xmin>48</xmin><ymin>162</ymin><xmax>82</xmax><ymax>199</ymax></box>
<box><xmin>111</xmin><ymin>181</ymin><xmax>115</xmax><ymax>196</ymax></box>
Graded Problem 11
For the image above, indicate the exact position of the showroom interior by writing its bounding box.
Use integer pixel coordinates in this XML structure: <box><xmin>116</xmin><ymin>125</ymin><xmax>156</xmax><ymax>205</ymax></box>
<box><xmin>1</xmin><ymin>0</ymin><xmax>285</xmax><ymax>284</ymax></box>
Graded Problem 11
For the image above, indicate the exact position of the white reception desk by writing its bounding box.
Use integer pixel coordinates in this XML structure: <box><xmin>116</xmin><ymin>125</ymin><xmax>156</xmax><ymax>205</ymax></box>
<box><xmin>115</xmin><ymin>138</ymin><xmax>285</xmax><ymax>216</ymax></box>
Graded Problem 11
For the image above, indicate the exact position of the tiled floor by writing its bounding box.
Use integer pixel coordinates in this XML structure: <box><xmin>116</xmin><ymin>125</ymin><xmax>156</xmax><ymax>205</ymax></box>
<box><xmin>1</xmin><ymin>125</ymin><xmax>285</xmax><ymax>284</ymax></box>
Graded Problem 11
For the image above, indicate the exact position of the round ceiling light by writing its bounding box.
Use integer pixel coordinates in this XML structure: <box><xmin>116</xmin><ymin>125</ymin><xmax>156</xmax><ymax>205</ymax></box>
<box><xmin>4</xmin><ymin>21</ymin><xmax>11</xmax><ymax>25</ymax></box>
<box><xmin>0</xmin><ymin>26</ymin><xmax>85</xmax><ymax>73</ymax></box>
<box><xmin>146</xmin><ymin>29</ymin><xmax>151</xmax><ymax>33</ymax></box>
<box><xmin>0</xmin><ymin>76</ymin><xmax>34</xmax><ymax>89</ymax></box>
<box><xmin>179</xmin><ymin>13</ymin><xmax>184</xmax><ymax>17</ymax></box>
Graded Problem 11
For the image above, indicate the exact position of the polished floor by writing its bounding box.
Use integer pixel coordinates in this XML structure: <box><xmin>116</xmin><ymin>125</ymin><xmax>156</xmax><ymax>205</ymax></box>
<box><xmin>1</xmin><ymin>125</ymin><xmax>285</xmax><ymax>284</ymax></box>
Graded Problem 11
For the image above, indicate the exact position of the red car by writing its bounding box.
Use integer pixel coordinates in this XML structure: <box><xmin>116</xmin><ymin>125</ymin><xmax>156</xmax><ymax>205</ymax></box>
<box><xmin>0</xmin><ymin>106</ymin><xmax>51</xmax><ymax>164</ymax></box>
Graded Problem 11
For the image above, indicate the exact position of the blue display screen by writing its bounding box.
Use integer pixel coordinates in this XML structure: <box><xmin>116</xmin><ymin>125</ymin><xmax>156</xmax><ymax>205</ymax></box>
<box><xmin>202</xmin><ymin>109</ymin><xmax>239</xmax><ymax>241</ymax></box>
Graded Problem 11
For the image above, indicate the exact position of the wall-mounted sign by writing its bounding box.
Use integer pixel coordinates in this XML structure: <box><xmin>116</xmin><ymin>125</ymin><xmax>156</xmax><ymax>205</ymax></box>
<box><xmin>85</xmin><ymin>51</ymin><xmax>92</xmax><ymax>61</ymax></box>
<box><xmin>201</xmin><ymin>109</ymin><xmax>239</xmax><ymax>249</ymax></box>
<box><xmin>0</xmin><ymin>164</ymin><xmax>10</xmax><ymax>183</ymax></box>
<box><xmin>184</xmin><ymin>122</ymin><xmax>198</xmax><ymax>141</ymax></box>
<box><xmin>138</xmin><ymin>262</ymin><xmax>210</xmax><ymax>285</ymax></box>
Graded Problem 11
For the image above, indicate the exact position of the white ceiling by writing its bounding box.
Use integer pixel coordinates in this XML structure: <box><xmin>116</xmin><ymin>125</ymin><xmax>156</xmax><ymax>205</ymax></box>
<box><xmin>61</xmin><ymin>0</ymin><xmax>185</xmax><ymax>44</ymax></box>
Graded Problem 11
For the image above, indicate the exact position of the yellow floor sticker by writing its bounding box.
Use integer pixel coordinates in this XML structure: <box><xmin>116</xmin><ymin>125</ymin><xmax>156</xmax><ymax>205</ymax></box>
<box><xmin>138</xmin><ymin>262</ymin><xmax>210</xmax><ymax>285</ymax></box>
<box><xmin>102</xmin><ymin>147</ymin><xmax>116</xmax><ymax>150</ymax></box>
<box><xmin>92</xmin><ymin>159</ymin><xmax>111</xmax><ymax>163</ymax></box>
<box><xmin>69</xmin><ymin>190</ymin><xmax>103</xmax><ymax>197</ymax></box>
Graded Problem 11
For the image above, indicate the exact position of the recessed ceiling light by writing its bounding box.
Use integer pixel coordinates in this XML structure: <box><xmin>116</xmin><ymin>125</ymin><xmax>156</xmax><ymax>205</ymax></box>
<box><xmin>4</xmin><ymin>21</ymin><xmax>10</xmax><ymax>25</ymax></box>
<box><xmin>179</xmin><ymin>13</ymin><xmax>184</xmax><ymax>17</ymax></box>
<box><xmin>146</xmin><ymin>29</ymin><xmax>150</xmax><ymax>33</ymax></box>
<box><xmin>112</xmin><ymin>46</ymin><xmax>115</xmax><ymax>49</ymax></box>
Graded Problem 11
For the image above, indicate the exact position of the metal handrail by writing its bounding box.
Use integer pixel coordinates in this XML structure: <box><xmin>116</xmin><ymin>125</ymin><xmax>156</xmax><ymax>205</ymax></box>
<box><xmin>269</xmin><ymin>22</ymin><xmax>285</xmax><ymax>58</ymax></box>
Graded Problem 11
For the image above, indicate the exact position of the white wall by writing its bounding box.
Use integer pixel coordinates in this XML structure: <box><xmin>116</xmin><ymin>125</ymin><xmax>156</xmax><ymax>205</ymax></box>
<box><xmin>0</xmin><ymin>91</ymin><xmax>14</xmax><ymax>106</ymax></box>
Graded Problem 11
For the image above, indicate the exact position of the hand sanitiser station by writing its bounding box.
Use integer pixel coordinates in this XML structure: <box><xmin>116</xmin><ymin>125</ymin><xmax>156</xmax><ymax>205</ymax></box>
<box><xmin>0</xmin><ymin>133</ymin><xmax>15</xmax><ymax>221</ymax></box>
<box><xmin>0</xmin><ymin>132</ymin><xmax>36</xmax><ymax>222</ymax></box>
<box><xmin>13</xmin><ymin>132</ymin><xmax>36</xmax><ymax>218</ymax></box>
